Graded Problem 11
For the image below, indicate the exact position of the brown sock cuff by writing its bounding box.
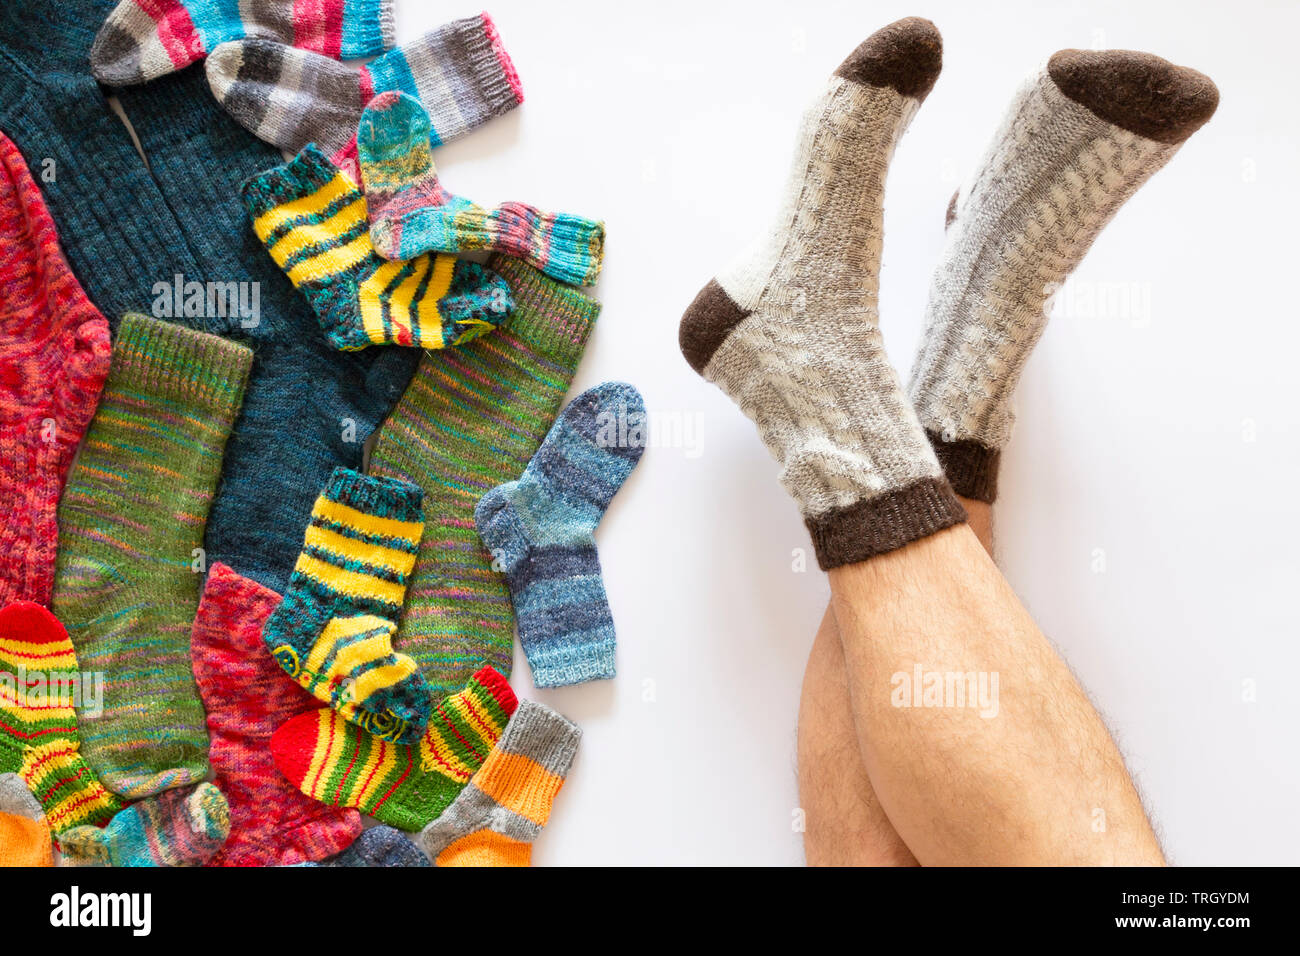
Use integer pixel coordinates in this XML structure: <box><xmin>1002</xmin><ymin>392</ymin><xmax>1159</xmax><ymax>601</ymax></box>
<box><xmin>805</xmin><ymin>477</ymin><xmax>967</xmax><ymax>570</ymax></box>
<box><xmin>926</xmin><ymin>431</ymin><xmax>1001</xmax><ymax>503</ymax></box>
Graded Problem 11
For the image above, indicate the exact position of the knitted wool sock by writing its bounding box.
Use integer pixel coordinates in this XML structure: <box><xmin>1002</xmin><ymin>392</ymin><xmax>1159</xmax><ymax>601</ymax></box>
<box><xmin>476</xmin><ymin>383</ymin><xmax>646</xmax><ymax>688</ymax></box>
<box><xmin>908</xmin><ymin>51</ymin><xmax>1219</xmax><ymax>502</ymax></box>
<box><xmin>263</xmin><ymin>469</ymin><xmax>432</xmax><ymax>744</ymax></box>
<box><xmin>207</xmin><ymin>13</ymin><xmax>523</xmax><ymax>179</ymax></box>
<box><xmin>242</xmin><ymin>145</ymin><xmax>513</xmax><ymax>351</ymax></box>
<box><xmin>0</xmin><ymin>603</ymin><xmax>123</xmax><ymax>833</ymax></box>
<box><xmin>51</xmin><ymin>315</ymin><xmax>253</xmax><ymax>800</ymax></box>
<box><xmin>678</xmin><ymin>18</ymin><xmax>965</xmax><ymax>569</ymax></box>
<box><xmin>271</xmin><ymin>665</ymin><xmax>516</xmax><ymax>832</ymax></box>
<box><xmin>91</xmin><ymin>0</ymin><xmax>394</xmax><ymax>86</ymax></box>
<box><xmin>0</xmin><ymin>135</ymin><xmax>112</xmax><ymax>608</ymax></box>
<box><xmin>0</xmin><ymin>771</ymin><xmax>54</xmax><ymax>867</ymax></box>
<box><xmin>59</xmin><ymin>782</ymin><xmax>230</xmax><ymax>867</ymax></box>
<box><xmin>359</xmin><ymin>92</ymin><xmax>606</xmax><ymax>286</ymax></box>
<box><xmin>369</xmin><ymin>257</ymin><xmax>598</xmax><ymax>696</ymax></box>
<box><xmin>191</xmin><ymin>563</ymin><xmax>362</xmax><ymax>867</ymax></box>
<box><xmin>417</xmin><ymin>700</ymin><xmax>579</xmax><ymax>867</ymax></box>
<box><xmin>304</xmin><ymin>825</ymin><xmax>430</xmax><ymax>867</ymax></box>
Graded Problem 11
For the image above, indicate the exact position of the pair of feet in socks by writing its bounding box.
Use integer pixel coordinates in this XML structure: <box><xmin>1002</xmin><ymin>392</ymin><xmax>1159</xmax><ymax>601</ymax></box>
<box><xmin>679</xmin><ymin>17</ymin><xmax>1217</xmax><ymax>563</ymax></box>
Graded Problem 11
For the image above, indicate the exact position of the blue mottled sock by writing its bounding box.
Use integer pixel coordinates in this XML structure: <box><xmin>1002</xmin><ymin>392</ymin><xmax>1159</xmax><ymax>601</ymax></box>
<box><xmin>475</xmin><ymin>382</ymin><xmax>645</xmax><ymax>688</ymax></box>
<box><xmin>303</xmin><ymin>826</ymin><xmax>430</xmax><ymax>867</ymax></box>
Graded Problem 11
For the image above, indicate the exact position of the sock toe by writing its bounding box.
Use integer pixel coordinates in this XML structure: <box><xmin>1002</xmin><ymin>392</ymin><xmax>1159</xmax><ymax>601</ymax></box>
<box><xmin>90</xmin><ymin>23</ymin><xmax>147</xmax><ymax>86</ymax></box>
<box><xmin>204</xmin><ymin>42</ymin><xmax>243</xmax><ymax>104</ymax></box>
<box><xmin>1048</xmin><ymin>49</ymin><xmax>1219</xmax><ymax>144</ymax></box>
<box><xmin>834</xmin><ymin>16</ymin><xmax>943</xmax><ymax>100</ymax></box>
<box><xmin>0</xmin><ymin>601</ymin><xmax>67</xmax><ymax>644</ymax></box>
<box><xmin>185</xmin><ymin>783</ymin><xmax>231</xmax><ymax>845</ymax></box>
<box><xmin>270</xmin><ymin>711</ymin><xmax>324</xmax><ymax>790</ymax></box>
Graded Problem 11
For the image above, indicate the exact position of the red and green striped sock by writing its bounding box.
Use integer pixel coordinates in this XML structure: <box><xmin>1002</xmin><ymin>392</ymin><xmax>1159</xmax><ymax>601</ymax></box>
<box><xmin>51</xmin><ymin>315</ymin><xmax>253</xmax><ymax>801</ymax></box>
<box><xmin>368</xmin><ymin>257</ymin><xmax>598</xmax><ymax>697</ymax></box>
<box><xmin>270</xmin><ymin>665</ymin><xmax>517</xmax><ymax>832</ymax></box>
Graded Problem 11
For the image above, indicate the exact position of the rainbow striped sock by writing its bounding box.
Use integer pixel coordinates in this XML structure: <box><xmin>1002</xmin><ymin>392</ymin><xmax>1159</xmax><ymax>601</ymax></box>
<box><xmin>263</xmin><ymin>468</ymin><xmax>433</xmax><ymax>743</ymax></box>
<box><xmin>270</xmin><ymin>665</ymin><xmax>516</xmax><ymax>832</ymax></box>
<box><xmin>50</xmin><ymin>315</ymin><xmax>253</xmax><ymax>800</ymax></box>
<box><xmin>359</xmin><ymin>92</ymin><xmax>605</xmax><ymax>286</ymax></box>
<box><xmin>241</xmin><ymin>144</ymin><xmax>513</xmax><ymax>351</ymax></box>
<box><xmin>91</xmin><ymin>0</ymin><xmax>394</xmax><ymax>86</ymax></box>
<box><xmin>369</xmin><ymin>257</ymin><xmax>599</xmax><ymax>697</ymax></box>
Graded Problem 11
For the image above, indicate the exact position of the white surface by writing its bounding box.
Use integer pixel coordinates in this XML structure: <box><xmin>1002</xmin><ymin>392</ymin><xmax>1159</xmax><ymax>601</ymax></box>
<box><xmin>399</xmin><ymin>0</ymin><xmax>1300</xmax><ymax>865</ymax></box>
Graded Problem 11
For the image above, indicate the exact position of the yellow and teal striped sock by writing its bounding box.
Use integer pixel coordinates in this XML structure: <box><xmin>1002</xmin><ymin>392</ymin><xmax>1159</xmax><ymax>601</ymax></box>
<box><xmin>50</xmin><ymin>315</ymin><xmax>253</xmax><ymax>801</ymax></box>
<box><xmin>241</xmin><ymin>144</ymin><xmax>514</xmax><ymax>351</ymax></box>
<box><xmin>263</xmin><ymin>468</ymin><xmax>433</xmax><ymax>743</ymax></box>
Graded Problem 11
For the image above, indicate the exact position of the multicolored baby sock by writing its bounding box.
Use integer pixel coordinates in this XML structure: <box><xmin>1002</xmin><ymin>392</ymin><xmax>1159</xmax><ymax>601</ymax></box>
<box><xmin>92</xmin><ymin>0</ymin><xmax>394</xmax><ymax>86</ymax></box>
<box><xmin>908</xmin><ymin>50</ymin><xmax>1218</xmax><ymax>502</ymax></box>
<box><xmin>0</xmin><ymin>135</ymin><xmax>112</xmax><ymax>608</ymax></box>
<box><xmin>191</xmin><ymin>563</ymin><xmax>363</xmax><ymax>867</ymax></box>
<box><xmin>0</xmin><ymin>603</ymin><xmax>123</xmax><ymax>833</ymax></box>
<box><xmin>208</xmin><ymin>13</ymin><xmax>522</xmax><ymax>177</ymax></box>
<box><xmin>59</xmin><ymin>782</ymin><xmax>230</xmax><ymax>867</ymax></box>
<box><xmin>263</xmin><ymin>468</ymin><xmax>432</xmax><ymax>744</ymax></box>
<box><xmin>417</xmin><ymin>700</ymin><xmax>579</xmax><ymax>867</ymax></box>
<box><xmin>271</xmin><ymin>666</ymin><xmax>517</xmax><ymax>832</ymax></box>
<box><xmin>369</xmin><ymin>257</ymin><xmax>598</xmax><ymax>696</ymax></box>
<box><xmin>242</xmin><ymin>145</ymin><xmax>513</xmax><ymax>351</ymax></box>
<box><xmin>0</xmin><ymin>772</ymin><xmax>53</xmax><ymax>867</ymax></box>
<box><xmin>304</xmin><ymin>825</ymin><xmax>430</xmax><ymax>867</ymax></box>
<box><xmin>51</xmin><ymin>314</ymin><xmax>253</xmax><ymax>799</ymax></box>
<box><xmin>476</xmin><ymin>383</ymin><xmax>646</xmax><ymax>688</ymax></box>
<box><xmin>359</xmin><ymin>92</ymin><xmax>606</xmax><ymax>286</ymax></box>
<box><xmin>678</xmin><ymin>18</ymin><xmax>968</xmax><ymax>569</ymax></box>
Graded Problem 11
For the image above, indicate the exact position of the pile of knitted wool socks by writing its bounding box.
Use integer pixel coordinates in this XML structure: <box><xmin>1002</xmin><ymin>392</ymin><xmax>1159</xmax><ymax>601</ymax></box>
<box><xmin>0</xmin><ymin>1</ymin><xmax>645</xmax><ymax>868</ymax></box>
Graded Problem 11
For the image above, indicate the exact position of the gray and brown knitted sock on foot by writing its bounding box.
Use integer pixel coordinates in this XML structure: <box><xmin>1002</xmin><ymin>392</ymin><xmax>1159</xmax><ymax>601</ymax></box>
<box><xmin>678</xmin><ymin>17</ymin><xmax>964</xmax><ymax>569</ymax></box>
<box><xmin>908</xmin><ymin>50</ymin><xmax>1219</xmax><ymax>502</ymax></box>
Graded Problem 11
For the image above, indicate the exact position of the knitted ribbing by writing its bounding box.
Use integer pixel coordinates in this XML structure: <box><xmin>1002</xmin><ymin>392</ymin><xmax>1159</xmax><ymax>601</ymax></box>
<box><xmin>417</xmin><ymin>700</ymin><xmax>580</xmax><ymax>867</ymax></box>
<box><xmin>369</xmin><ymin>256</ymin><xmax>598</xmax><ymax>695</ymax></box>
<box><xmin>270</xmin><ymin>666</ymin><xmax>517</xmax><ymax>832</ymax></box>
<box><xmin>0</xmin><ymin>135</ymin><xmax>112</xmax><ymax>608</ymax></box>
<box><xmin>91</xmin><ymin>0</ymin><xmax>395</xmax><ymax>86</ymax></box>
<box><xmin>359</xmin><ymin>92</ymin><xmax>606</xmax><ymax>286</ymax></box>
<box><xmin>908</xmin><ymin>51</ymin><xmax>1219</xmax><ymax>501</ymax></box>
<box><xmin>59</xmin><ymin>782</ymin><xmax>230</xmax><ymax>867</ymax></box>
<box><xmin>241</xmin><ymin>145</ymin><xmax>512</xmax><ymax>351</ymax></box>
<box><xmin>476</xmin><ymin>383</ymin><xmax>646</xmax><ymax>687</ymax></box>
<box><xmin>262</xmin><ymin>469</ymin><xmax>432</xmax><ymax>743</ymax></box>
<box><xmin>0</xmin><ymin>3</ymin><xmax>423</xmax><ymax>593</ymax></box>
<box><xmin>678</xmin><ymin>18</ymin><xmax>964</xmax><ymax>569</ymax></box>
<box><xmin>191</xmin><ymin>564</ymin><xmax>363</xmax><ymax>867</ymax></box>
<box><xmin>206</xmin><ymin>13</ymin><xmax>523</xmax><ymax>179</ymax></box>
<box><xmin>52</xmin><ymin>314</ymin><xmax>252</xmax><ymax>800</ymax></box>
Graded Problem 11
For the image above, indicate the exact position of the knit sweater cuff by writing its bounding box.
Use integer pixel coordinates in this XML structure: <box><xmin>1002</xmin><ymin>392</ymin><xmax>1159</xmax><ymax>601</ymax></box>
<box><xmin>488</xmin><ymin>255</ymin><xmax>600</xmax><ymax>366</ymax></box>
<box><xmin>113</xmin><ymin>314</ymin><xmax>253</xmax><ymax>426</ymax></box>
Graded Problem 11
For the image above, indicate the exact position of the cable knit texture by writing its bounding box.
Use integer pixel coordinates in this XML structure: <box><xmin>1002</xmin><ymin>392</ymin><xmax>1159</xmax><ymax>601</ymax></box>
<box><xmin>678</xmin><ymin>18</ymin><xmax>964</xmax><ymax>569</ymax></box>
<box><xmin>0</xmin><ymin>0</ymin><xmax>422</xmax><ymax>594</ymax></box>
<box><xmin>191</xmin><ymin>563</ymin><xmax>363</xmax><ymax>867</ymax></box>
<box><xmin>908</xmin><ymin>50</ymin><xmax>1218</xmax><ymax>501</ymax></box>
<box><xmin>0</xmin><ymin>136</ymin><xmax>111</xmax><ymax>608</ymax></box>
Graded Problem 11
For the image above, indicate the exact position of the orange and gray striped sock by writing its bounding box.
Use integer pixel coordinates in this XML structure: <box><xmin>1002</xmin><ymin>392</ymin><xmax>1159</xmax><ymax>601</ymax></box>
<box><xmin>416</xmin><ymin>699</ymin><xmax>580</xmax><ymax>866</ymax></box>
<box><xmin>50</xmin><ymin>315</ymin><xmax>253</xmax><ymax>800</ymax></box>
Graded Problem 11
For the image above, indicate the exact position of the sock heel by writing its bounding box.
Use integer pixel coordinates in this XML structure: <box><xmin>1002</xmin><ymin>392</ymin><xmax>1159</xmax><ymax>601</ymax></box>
<box><xmin>678</xmin><ymin>280</ymin><xmax>752</xmax><ymax>375</ymax></box>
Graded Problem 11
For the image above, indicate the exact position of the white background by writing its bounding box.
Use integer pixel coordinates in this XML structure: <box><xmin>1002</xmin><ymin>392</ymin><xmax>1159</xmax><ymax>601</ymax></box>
<box><xmin>398</xmin><ymin>0</ymin><xmax>1300</xmax><ymax>865</ymax></box>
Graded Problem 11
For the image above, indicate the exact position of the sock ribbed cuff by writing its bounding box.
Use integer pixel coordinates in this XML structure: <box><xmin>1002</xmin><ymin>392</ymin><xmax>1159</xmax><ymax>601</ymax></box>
<box><xmin>488</xmin><ymin>256</ymin><xmax>600</xmax><ymax>366</ymax></box>
<box><xmin>926</xmin><ymin>430</ymin><xmax>1001</xmax><ymax>503</ymax></box>
<box><xmin>494</xmin><ymin>699</ymin><xmax>581</xmax><ymax>782</ymax></box>
<box><xmin>804</xmin><ymin>477</ymin><xmax>967</xmax><ymax>570</ymax></box>
<box><xmin>322</xmin><ymin>467</ymin><xmax>424</xmax><ymax>523</ymax></box>
<box><xmin>240</xmin><ymin>144</ymin><xmax>351</xmax><ymax>219</ymax></box>
<box><xmin>379</xmin><ymin>14</ymin><xmax>524</xmax><ymax>114</ymax></box>
<box><xmin>112</xmin><ymin>314</ymin><xmax>253</xmax><ymax>424</ymax></box>
<box><xmin>527</xmin><ymin>639</ymin><xmax>617</xmax><ymax>690</ymax></box>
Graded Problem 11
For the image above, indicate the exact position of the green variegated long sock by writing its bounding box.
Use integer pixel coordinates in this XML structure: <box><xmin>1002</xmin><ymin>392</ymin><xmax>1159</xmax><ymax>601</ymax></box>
<box><xmin>368</xmin><ymin>257</ymin><xmax>598</xmax><ymax>697</ymax></box>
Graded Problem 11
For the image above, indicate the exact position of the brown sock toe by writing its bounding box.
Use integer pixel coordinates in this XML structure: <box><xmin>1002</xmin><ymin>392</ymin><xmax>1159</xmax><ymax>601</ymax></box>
<box><xmin>835</xmin><ymin>16</ymin><xmax>943</xmax><ymax>100</ymax></box>
<box><xmin>1047</xmin><ymin>49</ymin><xmax>1219</xmax><ymax>144</ymax></box>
